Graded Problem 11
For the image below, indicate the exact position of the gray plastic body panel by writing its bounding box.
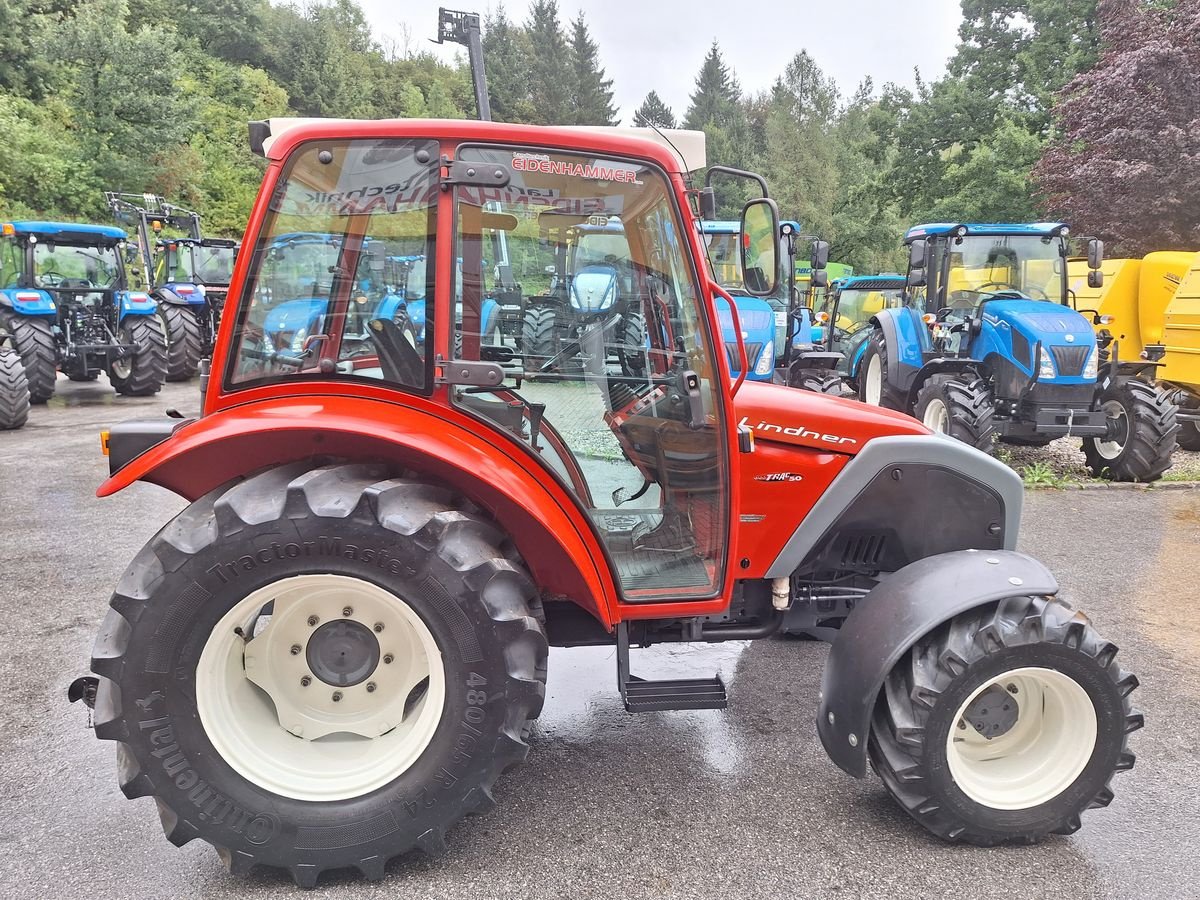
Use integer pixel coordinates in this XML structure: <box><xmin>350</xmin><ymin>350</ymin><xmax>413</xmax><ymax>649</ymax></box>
<box><xmin>816</xmin><ymin>549</ymin><xmax>1059</xmax><ymax>777</ymax></box>
<box><xmin>765</xmin><ymin>433</ymin><xmax>1023</xmax><ymax>578</ymax></box>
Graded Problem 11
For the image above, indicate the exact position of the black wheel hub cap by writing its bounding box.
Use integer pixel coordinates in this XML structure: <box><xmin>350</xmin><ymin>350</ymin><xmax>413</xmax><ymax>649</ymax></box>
<box><xmin>306</xmin><ymin>619</ymin><xmax>380</xmax><ymax>687</ymax></box>
<box><xmin>963</xmin><ymin>685</ymin><xmax>1019</xmax><ymax>739</ymax></box>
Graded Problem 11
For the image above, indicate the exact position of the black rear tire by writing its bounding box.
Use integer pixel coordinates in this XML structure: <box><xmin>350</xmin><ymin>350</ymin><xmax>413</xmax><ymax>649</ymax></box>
<box><xmin>857</xmin><ymin>330</ymin><xmax>903</xmax><ymax>410</ymax></box>
<box><xmin>914</xmin><ymin>375</ymin><xmax>996</xmax><ymax>452</ymax></box>
<box><xmin>617</xmin><ymin>311</ymin><xmax>647</xmax><ymax>377</ymax></box>
<box><xmin>1174</xmin><ymin>392</ymin><xmax>1200</xmax><ymax>451</ymax></box>
<box><xmin>797</xmin><ymin>372</ymin><xmax>846</xmax><ymax>395</ymax></box>
<box><xmin>0</xmin><ymin>311</ymin><xmax>56</xmax><ymax>403</ymax></box>
<box><xmin>521</xmin><ymin>305</ymin><xmax>558</xmax><ymax>374</ymax></box>
<box><xmin>0</xmin><ymin>347</ymin><xmax>30</xmax><ymax>429</ymax></box>
<box><xmin>1082</xmin><ymin>376</ymin><xmax>1176</xmax><ymax>482</ymax></box>
<box><xmin>159</xmin><ymin>302</ymin><xmax>203</xmax><ymax>381</ymax></box>
<box><xmin>107</xmin><ymin>315</ymin><xmax>167</xmax><ymax>396</ymax></box>
<box><xmin>869</xmin><ymin>595</ymin><xmax>1142</xmax><ymax>846</ymax></box>
<box><xmin>89</xmin><ymin>463</ymin><xmax>548</xmax><ymax>888</ymax></box>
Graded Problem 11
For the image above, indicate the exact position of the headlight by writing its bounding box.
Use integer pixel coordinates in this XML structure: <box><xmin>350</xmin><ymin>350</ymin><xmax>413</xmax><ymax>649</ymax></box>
<box><xmin>754</xmin><ymin>340</ymin><xmax>774</xmax><ymax>375</ymax></box>
<box><xmin>1039</xmin><ymin>346</ymin><xmax>1056</xmax><ymax>380</ymax></box>
<box><xmin>1083</xmin><ymin>347</ymin><xmax>1097</xmax><ymax>379</ymax></box>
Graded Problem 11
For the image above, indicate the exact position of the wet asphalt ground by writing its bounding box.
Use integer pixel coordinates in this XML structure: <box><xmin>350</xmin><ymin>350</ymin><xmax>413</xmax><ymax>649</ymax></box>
<box><xmin>1</xmin><ymin>378</ymin><xmax>1198</xmax><ymax>900</ymax></box>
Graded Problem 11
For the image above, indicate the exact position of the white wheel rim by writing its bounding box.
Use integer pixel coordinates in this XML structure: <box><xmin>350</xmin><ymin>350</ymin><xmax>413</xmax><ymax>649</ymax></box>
<box><xmin>923</xmin><ymin>396</ymin><xmax>950</xmax><ymax>433</ymax></box>
<box><xmin>1094</xmin><ymin>399</ymin><xmax>1128</xmax><ymax>460</ymax></box>
<box><xmin>946</xmin><ymin>666</ymin><xmax>1097</xmax><ymax>810</ymax></box>
<box><xmin>111</xmin><ymin>331</ymin><xmax>133</xmax><ymax>380</ymax></box>
<box><xmin>865</xmin><ymin>353</ymin><xmax>882</xmax><ymax>405</ymax></box>
<box><xmin>197</xmin><ymin>574</ymin><xmax>446</xmax><ymax>802</ymax></box>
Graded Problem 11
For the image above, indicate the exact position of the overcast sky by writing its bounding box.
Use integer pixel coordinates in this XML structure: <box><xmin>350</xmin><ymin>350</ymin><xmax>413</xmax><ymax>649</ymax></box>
<box><xmin>368</xmin><ymin>1</ymin><xmax>963</xmax><ymax>120</ymax></box>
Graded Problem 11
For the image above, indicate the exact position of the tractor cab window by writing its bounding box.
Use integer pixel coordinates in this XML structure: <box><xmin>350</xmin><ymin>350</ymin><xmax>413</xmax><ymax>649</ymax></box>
<box><xmin>192</xmin><ymin>244</ymin><xmax>237</xmax><ymax>284</ymax></box>
<box><xmin>943</xmin><ymin>235</ymin><xmax>1065</xmax><ymax>309</ymax></box>
<box><xmin>702</xmin><ymin>231</ymin><xmax>743</xmax><ymax>291</ymax></box>
<box><xmin>226</xmin><ymin>139</ymin><xmax>439</xmax><ymax>393</ymax></box>
<box><xmin>0</xmin><ymin>238</ymin><xmax>20</xmax><ymax>288</ymax></box>
<box><xmin>33</xmin><ymin>242</ymin><xmax>120</xmax><ymax>289</ymax></box>
<box><xmin>452</xmin><ymin>145</ymin><xmax>729</xmax><ymax>600</ymax></box>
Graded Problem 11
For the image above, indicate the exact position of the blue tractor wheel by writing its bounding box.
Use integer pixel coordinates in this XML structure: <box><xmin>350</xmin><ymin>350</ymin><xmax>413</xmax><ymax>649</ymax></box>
<box><xmin>857</xmin><ymin>330</ymin><xmax>903</xmax><ymax>411</ymax></box>
<box><xmin>914</xmin><ymin>375</ymin><xmax>996</xmax><ymax>452</ymax></box>
<box><xmin>1082</xmin><ymin>376</ymin><xmax>1176</xmax><ymax>482</ymax></box>
<box><xmin>0</xmin><ymin>346</ymin><xmax>30</xmax><ymax>429</ymax></box>
<box><xmin>0</xmin><ymin>311</ymin><xmax>56</xmax><ymax>403</ymax></box>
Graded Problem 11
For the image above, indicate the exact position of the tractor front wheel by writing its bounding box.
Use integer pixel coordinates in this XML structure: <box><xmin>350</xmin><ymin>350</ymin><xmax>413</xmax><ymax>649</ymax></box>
<box><xmin>1082</xmin><ymin>376</ymin><xmax>1176</xmax><ymax>481</ymax></box>
<box><xmin>869</xmin><ymin>595</ymin><xmax>1141</xmax><ymax>846</ymax></box>
<box><xmin>521</xmin><ymin>305</ymin><xmax>558</xmax><ymax>374</ymax></box>
<box><xmin>107</xmin><ymin>315</ymin><xmax>167</xmax><ymax>396</ymax></box>
<box><xmin>0</xmin><ymin>347</ymin><xmax>29</xmax><ymax>429</ymax></box>
<box><xmin>159</xmin><ymin>303</ymin><xmax>203</xmax><ymax>381</ymax></box>
<box><xmin>0</xmin><ymin>311</ymin><xmax>56</xmax><ymax>403</ymax></box>
<box><xmin>89</xmin><ymin>463</ymin><xmax>547</xmax><ymax>887</ymax></box>
<box><xmin>1175</xmin><ymin>391</ymin><xmax>1200</xmax><ymax>452</ymax></box>
<box><xmin>858</xmin><ymin>331</ymin><xmax>902</xmax><ymax>410</ymax></box>
<box><xmin>796</xmin><ymin>372</ymin><xmax>847</xmax><ymax>396</ymax></box>
<box><xmin>914</xmin><ymin>375</ymin><xmax>996</xmax><ymax>452</ymax></box>
<box><xmin>617</xmin><ymin>311</ymin><xmax>647</xmax><ymax>377</ymax></box>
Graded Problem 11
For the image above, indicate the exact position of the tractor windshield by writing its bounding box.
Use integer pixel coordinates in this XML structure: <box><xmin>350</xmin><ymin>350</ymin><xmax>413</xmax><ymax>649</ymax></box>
<box><xmin>942</xmin><ymin>235</ymin><xmax>1065</xmax><ymax>308</ymax></box>
<box><xmin>702</xmin><ymin>232</ymin><xmax>743</xmax><ymax>290</ymax></box>
<box><xmin>452</xmin><ymin>144</ymin><xmax>730</xmax><ymax>600</ymax></box>
<box><xmin>189</xmin><ymin>244</ymin><xmax>238</xmax><ymax>284</ymax></box>
<box><xmin>33</xmin><ymin>242</ymin><xmax>121</xmax><ymax>289</ymax></box>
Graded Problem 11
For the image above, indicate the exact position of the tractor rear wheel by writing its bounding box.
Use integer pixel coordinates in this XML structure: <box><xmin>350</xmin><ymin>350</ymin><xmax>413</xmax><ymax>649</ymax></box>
<box><xmin>159</xmin><ymin>303</ymin><xmax>203</xmax><ymax>381</ymax></box>
<box><xmin>915</xmin><ymin>375</ymin><xmax>996</xmax><ymax>452</ymax></box>
<box><xmin>0</xmin><ymin>347</ymin><xmax>29</xmax><ymax>429</ymax></box>
<box><xmin>0</xmin><ymin>311</ymin><xmax>56</xmax><ymax>403</ymax></box>
<box><xmin>1175</xmin><ymin>392</ymin><xmax>1200</xmax><ymax>452</ymax></box>
<box><xmin>858</xmin><ymin>331</ymin><xmax>902</xmax><ymax>410</ymax></box>
<box><xmin>89</xmin><ymin>463</ymin><xmax>547</xmax><ymax>887</ymax></box>
<box><xmin>522</xmin><ymin>305</ymin><xmax>557</xmax><ymax>372</ymax></box>
<box><xmin>869</xmin><ymin>595</ymin><xmax>1141</xmax><ymax>846</ymax></box>
<box><xmin>797</xmin><ymin>372</ymin><xmax>846</xmax><ymax>395</ymax></box>
<box><xmin>107</xmin><ymin>315</ymin><xmax>167</xmax><ymax>396</ymax></box>
<box><xmin>1082</xmin><ymin>376</ymin><xmax>1176</xmax><ymax>481</ymax></box>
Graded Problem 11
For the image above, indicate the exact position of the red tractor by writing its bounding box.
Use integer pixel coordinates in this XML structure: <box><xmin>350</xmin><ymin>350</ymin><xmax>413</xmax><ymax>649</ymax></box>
<box><xmin>73</xmin><ymin>119</ymin><xmax>1141</xmax><ymax>887</ymax></box>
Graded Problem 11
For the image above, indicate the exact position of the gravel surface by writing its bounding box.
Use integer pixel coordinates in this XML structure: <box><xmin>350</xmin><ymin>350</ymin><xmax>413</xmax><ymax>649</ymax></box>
<box><xmin>1000</xmin><ymin>438</ymin><xmax>1200</xmax><ymax>485</ymax></box>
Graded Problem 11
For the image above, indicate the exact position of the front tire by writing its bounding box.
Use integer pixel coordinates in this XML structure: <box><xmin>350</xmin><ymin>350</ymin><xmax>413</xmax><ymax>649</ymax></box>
<box><xmin>0</xmin><ymin>347</ymin><xmax>30</xmax><ymax>429</ymax></box>
<box><xmin>617</xmin><ymin>311</ymin><xmax>647</xmax><ymax>377</ymax></box>
<box><xmin>914</xmin><ymin>375</ymin><xmax>996</xmax><ymax>452</ymax></box>
<box><xmin>796</xmin><ymin>371</ymin><xmax>846</xmax><ymax>395</ymax></box>
<box><xmin>857</xmin><ymin>330</ymin><xmax>902</xmax><ymax>410</ymax></box>
<box><xmin>89</xmin><ymin>463</ymin><xmax>548</xmax><ymax>887</ymax></box>
<box><xmin>1082</xmin><ymin>376</ymin><xmax>1176</xmax><ymax>482</ymax></box>
<box><xmin>159</xmin><ymin>302</ymin><xmax>203</xmax><ymax>381</ymax></box>
<box><xmin>869</xmin><ymin>595</ymin><xmax>1141</xmax><ymax>846</ymax></box>
<box><xmin>0</xmin><ymin>311</ymin><xmax>56</xmax><ymax>403</ymax></box>
<box><xmin>107</xmin><ymin>315</ymin><xmax>167</xmax><ymax>396</ymax></box>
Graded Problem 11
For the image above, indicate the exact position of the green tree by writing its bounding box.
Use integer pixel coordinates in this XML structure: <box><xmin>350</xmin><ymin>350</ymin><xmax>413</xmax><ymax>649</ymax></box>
<box><xmin>567</xmin><ymin>12</ymin><xmax>616</xmax><ymax>125</ymax></box>
<box><xmin>483</xmin><ymin>4</ymin><xmax>533</xmax><ymax>122</ymax></box>
<box><xmin>524</xmin><ymin>0</ymin><xmax>571</xmax><ymax>125</ymax></box>
<box><xmin>684</xmin><ymin>41</ymin><xmax>741</xmax><ymax>132</ymax></box>
<box><xmin>632</xmin><ymin>91</ymin><xmax>675</xmax><ymax>129</ymax></box>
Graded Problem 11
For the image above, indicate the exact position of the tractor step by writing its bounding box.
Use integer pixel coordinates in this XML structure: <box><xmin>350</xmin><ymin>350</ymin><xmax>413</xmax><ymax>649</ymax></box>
<box><xmin>616</xmin><ymin>622</ymin><xmax>727</xmax><ymax>712</ymax></box>
<box><xmin>621</xmin><ymin>675</ymin><xmax>728</xmax><ymax>712</ymax></box>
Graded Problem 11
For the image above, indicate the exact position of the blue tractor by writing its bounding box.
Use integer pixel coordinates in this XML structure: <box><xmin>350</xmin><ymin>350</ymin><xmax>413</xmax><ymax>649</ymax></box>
<box><xmin>860</xmin><ymin>222</ymin><xmax>1176</xmax><ymax>481</ymax></box>
<box><xmin>0</xmin><ymin>221</ymin><xmax>166</xmax><ymax>402</ymax></box>
<box><xmin>786</xmin><ymin>273</ymin><xmax>907</xmax><ymax>395</ymax></box>
<box><xmin>701</xmin><ymin>220</ymin><xmax>780</xmax><ymax>381</ymax></box>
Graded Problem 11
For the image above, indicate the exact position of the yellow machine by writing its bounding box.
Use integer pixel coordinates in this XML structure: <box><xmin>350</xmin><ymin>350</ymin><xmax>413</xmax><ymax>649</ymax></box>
<box><xmin>1069</xmin><ymin>251</ymin><xmax>1200</xmax><ymax>449</ymax></box>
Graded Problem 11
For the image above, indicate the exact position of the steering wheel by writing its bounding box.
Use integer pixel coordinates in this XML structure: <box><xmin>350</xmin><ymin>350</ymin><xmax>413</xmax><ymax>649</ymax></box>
<box><xmin>38</xmin><ymin>271</ymin><xmax>66</xmax><ymax>287</ymax></box>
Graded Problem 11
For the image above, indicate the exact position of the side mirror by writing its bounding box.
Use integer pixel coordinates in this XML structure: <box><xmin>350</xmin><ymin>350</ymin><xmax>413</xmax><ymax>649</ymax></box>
<box><xmin>907</xmin><ymin>267</ymin><xmax>927</xmax><ymax>288</ymax></box>
<box><xmin>738</xmin><ymin>197</ymin><xmax>780</xmax><ymax>297</ymax></box>
<box><xmin>811</xmin><ymin>269</ymin><xmax>829</xmax><ymax>289</ymax></box>
<box><xmin>908</xmin><ymin>239</ymin><xmax>927</xmax><ymax>270</ymax></box>
<box><xmin>699</xmin><ymin>187</ymin><xmax>717</xmax><ymax>220</ymax></box>
<box><xmin>810</xmin><ymin>239</ymin><xmax>829</xmax><ymax>270</ymax></box>
<box><xmin>1088</xmin><ymin>269</ymin><xmax>1104</xmax><ymax>289</ymax></box>
<box><xmin>1087</xmin><ymin>238</ymin><xmax>1104</xmax><ymax>270</ymax></box>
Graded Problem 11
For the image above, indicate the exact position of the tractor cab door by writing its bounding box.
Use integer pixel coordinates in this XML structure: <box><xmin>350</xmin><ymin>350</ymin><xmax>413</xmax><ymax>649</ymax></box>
<box><xmin>451</xmin><ymin>144</ymin><xmax>734</xmax><ymax>602</ymax></box>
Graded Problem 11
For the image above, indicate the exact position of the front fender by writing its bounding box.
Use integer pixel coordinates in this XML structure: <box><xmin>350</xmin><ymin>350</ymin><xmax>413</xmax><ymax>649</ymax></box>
<box><xmin>816</xmin><ymin>549</ymin><xmax>1058</xmax><ymax>777</ymax></box>
<box><xmin>117</xmin><ymin>290</ymin><xmax>158</xmax><ymax>321</ymax></box>
<box><xmin>97</xmin><ymin>396</ymin><xmax>621</xmax><ymax>627</ymax></box>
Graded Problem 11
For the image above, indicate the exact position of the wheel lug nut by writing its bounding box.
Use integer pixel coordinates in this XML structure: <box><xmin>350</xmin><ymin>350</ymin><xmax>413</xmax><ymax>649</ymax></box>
<box><xmin>290</xmin><ymin>643</ymin><xmax>302</xmax><ymax>655</ymax></box>
<box><xmin>1006</xmin><ymin>683</ymin><xmax>1018</xmax><ymax>694</ymax></box>
<box><xmin>383</xmin><ymin>654</ymin><xmax>394</xmax><ymax>665</ymax></box>
<box><xmin>374</xmin><ymin>622</ymin><xmax>384</xmax><ymax>633</ymax></box>
<box><xmin>958</xmin><ymin>720</ymin><xmax>966</xmax><ymax>730</ymax></box>
<box><xmin>307</xmin><ymin>615</ymin><xmax>319</xmax><ymax>627</ymax></box>
<box><xmin>366</xmin><ymin>682</ymin><xmax>377</xmax><ymax>693</ymax></box>
<box><xmin>300</xmin><ymin>675</ymin><xmax>312</xmax><ymax>687</ymax></box>
<box><xmin>332</xmin><ymin>691</ymin><xmax>343</xmax><ymax>702</ymax></box>
<box><xmin>342</xmin><ymin>606</ymin><xmax>353</xmax><ymax>617</ymax></box>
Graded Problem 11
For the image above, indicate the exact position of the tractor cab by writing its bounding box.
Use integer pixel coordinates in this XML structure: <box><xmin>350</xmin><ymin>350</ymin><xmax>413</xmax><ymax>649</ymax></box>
<box><xmin>701</xmin><ymin>220</ymin><xmax>778</xmax><ymax>381</ymax></box>
<box><xmin>155</xmin><ymin>237</ymin><xmax>239</xmax><ymax>301</ymax></box>
<box><xmin>813</xmin><ymin>274</ymin><xmax>906</xmax><ymax>382</ymax></box>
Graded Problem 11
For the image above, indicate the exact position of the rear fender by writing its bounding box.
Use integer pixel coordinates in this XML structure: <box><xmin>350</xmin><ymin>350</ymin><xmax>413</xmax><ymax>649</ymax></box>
<box><xmin>816</xmin><ymin>549</ymin><xmax>1058</xmax><ymax>777</ymax></box>
<box><xmin>870</xmin><ymin>307</ymin><xmax>925</xmax><ymax>392</ymax></box>
<box><xmin>158</xmin><ymin>284</ymin><xmax>207</xmax><ymax>306</ymax></box>
<box><xmin>117</xmin><ymin>290</ymin><xmax>158</xmax><ymax>321</ymax></box>
<box><xmin>0</xmin><ymin>288</ymin><xmax>56</xmax><ymax>316</ymax></box>
<box><xmin>98</xmin><ymin>397</ymin><xmax>621</xmax><ymax>627</ymax></box>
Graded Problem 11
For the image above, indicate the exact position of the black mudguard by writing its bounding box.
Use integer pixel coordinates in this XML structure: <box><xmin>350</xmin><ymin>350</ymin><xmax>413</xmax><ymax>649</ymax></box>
<box><xmin>155</xmin><ymin>287</ymin><xmax>191</xmax><ymax>306</ymax></box>
<box><xmin>816</xmin><ymin>549</ymin><xmax>1058</xmax><ymax>777</ymax></box>
<box><xmin>106</xmin><ymin>416</ymin><xmax>194</xmax><ymax>474</ymax></box>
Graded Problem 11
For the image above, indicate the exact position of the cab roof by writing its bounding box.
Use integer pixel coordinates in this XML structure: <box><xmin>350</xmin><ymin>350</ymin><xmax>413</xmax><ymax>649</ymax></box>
<box><xmin>835</xmin><ymin>274</ymin><xmax>905</xmax><ymax>290</ymax></box>
<box><xmin>7</xmin><ymin>221</ymin><xmax>127</xmax><ymax>243</ymax></box>
<box><xmin>700</xmin><ymin>219</ymin><xmax>802</xmax><ymax>235</ymax></box>
<box><xmin>251</xmin><ymin>118</ymin><xmax>707</xmax><ymax>174</ymax></box>
<box><xmin>904</xmin><ymin>222</ymin><xmax>1067</xmax><ymax>243</ymax></box>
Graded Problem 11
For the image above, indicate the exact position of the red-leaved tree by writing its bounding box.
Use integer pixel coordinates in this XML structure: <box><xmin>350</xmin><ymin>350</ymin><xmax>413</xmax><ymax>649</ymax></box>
<box><xmin>1034</xmin><ymin>0</ymin><xmax>1200</xmax><ymax>255</ymax></box>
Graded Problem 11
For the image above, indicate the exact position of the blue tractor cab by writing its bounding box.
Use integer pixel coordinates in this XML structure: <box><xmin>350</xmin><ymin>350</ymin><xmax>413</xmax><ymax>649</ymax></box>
<box><xmin>858</xmin><ymin>222</ymin><xmax>1176</xmax><ymax>481</ymax></box>
<box><xmin>0</xmin><ymin>220</ymin><xmax>165</xmax><ymax>402</ymax></box>
<box><xmin>701</xmin><ymin>220</ymin><xmax>779</xmax><ymax>381</ymax></box>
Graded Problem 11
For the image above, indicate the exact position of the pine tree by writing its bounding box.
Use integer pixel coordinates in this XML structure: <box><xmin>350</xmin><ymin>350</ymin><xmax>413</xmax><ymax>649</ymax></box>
<box><xmin>632</xmin><ymin>91</ymin><xmax>675</xmax><ymax>128</ymax></box>
<box><xmin>483</xmin><ymin>4</ymin><xmax>534</xmax><ymax>123</ymax></box>
<box><xmin>524</xmin><ymin>0</ymin><xmax>571</xmax><ymax>125</ymax></box>
<box><xmin>567</xmin><ymin>13</ymin><xmax>617</xmax><ymax>125</ymax></box>
<box><xmin>684</xmin><ymin>41</ymin><xmax>741</xmax><ymax>130</ymax></box>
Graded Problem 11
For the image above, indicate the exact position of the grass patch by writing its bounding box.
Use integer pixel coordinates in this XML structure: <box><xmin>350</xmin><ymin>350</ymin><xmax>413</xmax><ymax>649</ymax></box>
<box><xmin>1017</xmin><ymin>461</ymin><xmax>1076</xmax><ymax>488</ymax></box>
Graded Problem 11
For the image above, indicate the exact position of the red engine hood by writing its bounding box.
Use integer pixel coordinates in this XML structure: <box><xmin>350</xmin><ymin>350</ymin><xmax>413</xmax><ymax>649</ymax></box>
<box><xmin>732</xmin><ymin>380</ymin><xmax>928</xmax><ymax>455</ymax></box>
